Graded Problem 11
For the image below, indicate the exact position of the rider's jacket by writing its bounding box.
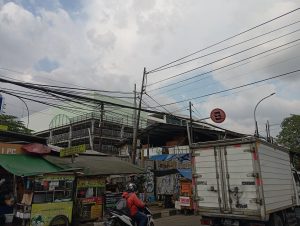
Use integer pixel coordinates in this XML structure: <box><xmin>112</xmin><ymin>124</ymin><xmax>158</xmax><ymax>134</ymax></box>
<box><xmin>122</xmin><ymin>192</ymin><xmax>145</xmax><ymax>216</ymax></box>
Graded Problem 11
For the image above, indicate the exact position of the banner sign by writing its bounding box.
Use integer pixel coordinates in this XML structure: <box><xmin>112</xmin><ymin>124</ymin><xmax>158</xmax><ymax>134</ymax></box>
<box><xmin>179</xmin><ymin>196</ymin><xmax>191</xmax><ymax>207</ymax></box>
<box><xmin>77</xmin><ymin>178</ymin><xmax>105</xmax><ymax>188</ymax></box>
<box><xmin>60</xmin><ymin>144</ymin><xmax>86</xmax><ymax>157</ymax></box>
<box><xmin>31</xmin><ymin>201</ymin><xmax>73</xmax><ymax>226</ymax></box>
<box><xmin>0</xmin><ymin>143</ymin><xmax>23</xmax><ymax>154</ymax></box>
<box><xmin>0</xmin><ymin>125</ymin><xmax>8</xmax><ymax>131</ymax></box>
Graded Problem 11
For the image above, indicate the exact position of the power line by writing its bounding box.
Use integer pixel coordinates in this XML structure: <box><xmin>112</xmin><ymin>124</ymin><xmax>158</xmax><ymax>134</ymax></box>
<box><xmin>148</xmin><ymin>20</ymin><xmax>300</xmax><ymax>74</ymax></box>
<box><xmin>173</xmin><ymin>72</ymin><xmax>298</xmax><ymax>114</ymax></box>
<box><xmin>165</xmin><ymin>42</ymin><xmax>300</xmax><ymax>97</ymax></box>
<box><xmin>0</xmin><ymin>70</ymin><xmax>134</xmax><ymax>95</ymax></box>
<box><xmin>147</xmin><ymin>31</ymin><xmax>300</xmax><ymax>89</ymax></box>
<box><xmin>144</xmin><ymin>93</ymin><xmax>173</xmax><ymax>114</ymax></box>
<box><xmin>192</xmin><ymin>105</ymin><xmax>202</xmax><ymax>118</ymax></box>
<box><xmin>147</xmin><ymin>7</ymin><xmax>300</xmax><ymax>74</ymax></box>
<box><xmin>0</xmin><ymin>76</ymin><xmax>180</xmax><ymax>117</ymax></box>
<box><xmin>150</xmin><ymin>69</ymin><xmax>300</xmax><ymax>108</ymax></box>
<box><xmin>167</xmin><ymin>46</ymin><xmax>300</xmax><ymax>98</ymax></box>
<box><xmin>148</xmin><ymin>38</ymin><xmax>300</xmax><ymax>93</ymax></box>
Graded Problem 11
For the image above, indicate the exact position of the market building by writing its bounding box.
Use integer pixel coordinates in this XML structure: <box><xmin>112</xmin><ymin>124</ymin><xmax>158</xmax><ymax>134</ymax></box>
<box><xmin>26</xmin><ymin>94</ymin><xmax>148</xmax><ymax>155</ymax></box>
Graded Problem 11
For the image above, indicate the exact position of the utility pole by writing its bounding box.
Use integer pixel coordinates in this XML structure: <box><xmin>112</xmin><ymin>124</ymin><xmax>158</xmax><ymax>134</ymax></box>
<box><xmin>99</xmin><ymin>103</ymin><xmax>104</xmax><ymax>152</ymax></box>
<box><xmin>132</xmin><ymin>84</ymin><xmax>137</xmax><ymax>160</ymax></box>
<box><xmin>132</xmin><ymin>68</ymin><xmax>147</xmax><ymax>164</ymax></box>
<box><xmin>189</xmin><ymin>101</ymin><xmax>193</xmax><ymax>144</ymax></box>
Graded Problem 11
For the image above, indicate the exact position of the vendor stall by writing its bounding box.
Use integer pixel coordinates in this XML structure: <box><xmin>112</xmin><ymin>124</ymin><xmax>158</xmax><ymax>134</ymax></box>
<box><xmin>0</xmin><ymin>154</ymin><xmax>76</xmax><ymax>226</ymax></box>
<box><xmin>44</xmin><ymin>155</ymin><xmax>145</xmax><ymax>222</ymax></box>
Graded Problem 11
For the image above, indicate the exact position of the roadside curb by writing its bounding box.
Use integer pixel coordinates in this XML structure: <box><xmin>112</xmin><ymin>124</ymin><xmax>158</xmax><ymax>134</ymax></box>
<box><xmin>80</xmin><ymin>209</ymin><xmax>180</xmax><ymax>225</ymax></box>
<box><xmin>152</xmin><ymin>209</ymin><xmax>179</xmax><ymax>219</ymax></box>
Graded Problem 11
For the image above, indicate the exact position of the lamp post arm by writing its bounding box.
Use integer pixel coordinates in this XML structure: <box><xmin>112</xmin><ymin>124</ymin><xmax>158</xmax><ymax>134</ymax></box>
<box><xmin>253</xmin><ymin>93</ymin><xmax>275</xmax><ymax>136</ymax></box>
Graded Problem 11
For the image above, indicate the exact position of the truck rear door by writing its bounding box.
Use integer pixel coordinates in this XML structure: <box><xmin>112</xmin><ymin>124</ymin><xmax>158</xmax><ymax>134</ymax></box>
<box><xmin>193</xmin><ymin>142</ymin><xmax>261</xmax><ymax>214</ymax></box>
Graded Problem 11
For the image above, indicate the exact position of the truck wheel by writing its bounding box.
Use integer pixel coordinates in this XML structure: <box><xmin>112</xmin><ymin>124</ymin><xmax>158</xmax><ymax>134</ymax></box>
<box><xmin>269</xmin><ymin>214</ymin><xmax>283</xmax><ymax>226</ymax></box>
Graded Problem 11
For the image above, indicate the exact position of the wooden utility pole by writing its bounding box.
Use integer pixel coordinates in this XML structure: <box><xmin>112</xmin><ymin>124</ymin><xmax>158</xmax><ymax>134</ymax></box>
<box><xmin>99</xmin><ymin>103</ymin><xmax>104</xmax><ymax>152</ymax></box>
<box><xmin>132</xmin><ymin>68</ymin><xmax>147</xmax><ymax>164</ymax></box>
<box><xmin>189</xmin><ymin>101</ymin><xmax>193</xmax><ymax>144</ymax></box>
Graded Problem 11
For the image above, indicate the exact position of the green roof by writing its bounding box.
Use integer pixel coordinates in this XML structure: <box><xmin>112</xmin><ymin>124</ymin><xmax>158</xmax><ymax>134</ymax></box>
<box><xmin>0</xmin><ymin>155</ymin><xmax>62</xmax><ymax>176</ymax></box>
<box><xmin>44</xmin><ymin>155</ymin><xmax>144</xmax><ymax>176</ymax></box>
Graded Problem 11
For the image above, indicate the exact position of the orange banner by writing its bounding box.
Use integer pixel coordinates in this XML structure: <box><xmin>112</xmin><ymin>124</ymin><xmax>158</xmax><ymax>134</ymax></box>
<box><xmin>0</xmin><ymin>143</ymin><xmax>23</xmax><ymax>154</ymax></box>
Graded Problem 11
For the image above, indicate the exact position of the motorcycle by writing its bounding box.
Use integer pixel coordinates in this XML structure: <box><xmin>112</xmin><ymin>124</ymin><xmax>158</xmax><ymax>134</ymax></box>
<box><xmin>105</xmin><ymin>199</ymin><xmax>154</xmax><ymax>226</ymax></box>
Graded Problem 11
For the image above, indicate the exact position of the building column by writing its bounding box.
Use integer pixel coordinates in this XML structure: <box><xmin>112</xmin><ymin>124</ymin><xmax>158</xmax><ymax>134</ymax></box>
<box><xmin>49</xmin><ymin>130</ymin><xmax>53</xmax><ymax>144</ymax></box>
<box><xmin>91</xmin><ymin>120</ymin><xmax>95</xmax><ymax>150</ymax></box>
<box><xmin>68</xmin><ymin>125</ymin><xmax>72</xmax><ymax>148</ymax></box>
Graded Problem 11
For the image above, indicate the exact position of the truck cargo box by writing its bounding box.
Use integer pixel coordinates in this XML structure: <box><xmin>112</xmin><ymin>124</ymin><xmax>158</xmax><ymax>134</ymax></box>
<box><xmin>192</xmin><ymin>137</ymin><xmax>296</xmax><ymax>221</ymax></box>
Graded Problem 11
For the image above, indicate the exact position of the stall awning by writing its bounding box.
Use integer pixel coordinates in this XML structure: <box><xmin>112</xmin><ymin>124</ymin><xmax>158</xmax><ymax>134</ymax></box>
<box><xmin>44</xmin><ymin>155</ymin><xmax>145</xmax><ymax>176</ymax></box>
<box><xmin>0</xmin><ymin>154</ymin><xmax>62</xmax><ymax>176</ymax></box>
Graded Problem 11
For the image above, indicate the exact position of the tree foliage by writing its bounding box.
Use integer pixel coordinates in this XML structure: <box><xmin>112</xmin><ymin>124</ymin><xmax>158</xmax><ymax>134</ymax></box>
<box><xmin>277</xmin><ymin>114</ymin><xmax>300</xmax><ymax>153</ymax></box>
<box><xmin>0</xmin><ymin>114</ymin><xmax>33</xmax><ymax>134</ymax></box>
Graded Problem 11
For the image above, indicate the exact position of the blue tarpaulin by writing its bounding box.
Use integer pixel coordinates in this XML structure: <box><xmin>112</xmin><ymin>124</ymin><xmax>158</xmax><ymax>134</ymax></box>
<box><xmin>177</xmin><ymin>168</ymin><xmax>192</xmax><ymax>180</ymax></box>
<box><xmin>150</xmin><ymin>154</ymin><xmax>190</xmax><ymax>162</ymax></box>
<box><xmin>149</xmin><ymin>154</ymin><xmax>170</xmax><ymax>161</ymax></box>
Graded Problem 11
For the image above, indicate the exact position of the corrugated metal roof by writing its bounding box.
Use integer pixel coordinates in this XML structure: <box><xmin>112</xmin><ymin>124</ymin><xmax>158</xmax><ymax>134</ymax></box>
<box><xmin>44</xmin><ymin>155</ymin><xmax>144</xmax><ymax>176</ymax></box>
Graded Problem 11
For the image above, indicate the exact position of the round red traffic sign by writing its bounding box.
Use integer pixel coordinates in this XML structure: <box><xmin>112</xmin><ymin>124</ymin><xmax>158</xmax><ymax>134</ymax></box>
<box><xmin>210</xmin><ymin>108</ymin><xmax>226</xmax><ymax>123</ymax></box>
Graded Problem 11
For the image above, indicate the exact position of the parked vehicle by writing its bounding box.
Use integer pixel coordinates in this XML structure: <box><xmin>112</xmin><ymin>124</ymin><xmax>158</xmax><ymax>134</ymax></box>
<box><xmin>105</xmin><ymin>199</ymin><xmax>154</xmax><ymax>226</ymax></box>
<box><xmin>191</xmin><ymin>136</ymin><xmax>300</xmax><ymax>226</ymax></box>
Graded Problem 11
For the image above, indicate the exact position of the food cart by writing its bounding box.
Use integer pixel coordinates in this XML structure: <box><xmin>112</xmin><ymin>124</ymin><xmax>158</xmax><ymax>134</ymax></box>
<box><xmin>16</xmin><ymin>174</ymin><xmax>75</xmax><ymax>226</ymax></box>
<box><xmin>73</xmin><ymin>177</ymin><xmax>105</xmax><ymax>224</ymax></box>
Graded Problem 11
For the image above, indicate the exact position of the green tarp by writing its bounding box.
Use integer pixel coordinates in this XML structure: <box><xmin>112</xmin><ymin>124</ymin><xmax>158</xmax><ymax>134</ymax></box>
<box><xmin>44</xmin><ymin>155</ymin><xmax>144</xmax><ymax>176</ymax></box>
<box><xmin>0</xmin><ymin>154</ymin><xmax>62</xmax><ymax>176</ymax></box>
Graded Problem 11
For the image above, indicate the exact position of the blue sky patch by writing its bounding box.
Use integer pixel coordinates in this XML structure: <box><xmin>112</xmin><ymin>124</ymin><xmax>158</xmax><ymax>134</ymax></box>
<box><xmin>34</xmin><ymin>57</ymin><xmax>60</xmax><ymax>73</ymax></box>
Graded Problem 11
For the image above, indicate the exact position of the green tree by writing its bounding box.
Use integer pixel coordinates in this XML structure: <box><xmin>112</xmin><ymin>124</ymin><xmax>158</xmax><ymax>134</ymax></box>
<box><xmin>277</xmin><ymin>114</ymin><xmax>300</xmax><ymax>153</ymax></box>
<box><xmin>0</xmin><ymin>114</ymin><xmax>33</xmax><ymax>134</ymax></box>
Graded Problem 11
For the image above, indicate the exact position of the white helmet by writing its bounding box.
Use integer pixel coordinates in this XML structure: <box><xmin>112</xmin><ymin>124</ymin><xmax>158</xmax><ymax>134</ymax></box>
<box><xmin>125</xmin><ymin>182</ymin><xmax>137</xmax><ymax>192</ymax></box>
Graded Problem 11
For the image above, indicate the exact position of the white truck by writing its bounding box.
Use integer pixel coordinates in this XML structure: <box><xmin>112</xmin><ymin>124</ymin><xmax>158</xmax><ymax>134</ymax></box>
<box><xmin>191</xmin><ymin>136</ymin><xmax>300</xmax><ymax>226</ymax></box>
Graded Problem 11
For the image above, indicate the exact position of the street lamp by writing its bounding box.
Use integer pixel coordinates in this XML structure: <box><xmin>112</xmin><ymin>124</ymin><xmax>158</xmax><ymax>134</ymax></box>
<box><xmin>254</xmin><ymin>93</ymin><xmax>275</xmax><ymax>137</ymax></box>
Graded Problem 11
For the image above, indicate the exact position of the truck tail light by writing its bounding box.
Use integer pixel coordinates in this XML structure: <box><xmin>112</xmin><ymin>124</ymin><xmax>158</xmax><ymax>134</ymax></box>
<box><xmin>201</xmin><ymin>219</ymin><xmax>212</xmax><ymax>225</ymax></box>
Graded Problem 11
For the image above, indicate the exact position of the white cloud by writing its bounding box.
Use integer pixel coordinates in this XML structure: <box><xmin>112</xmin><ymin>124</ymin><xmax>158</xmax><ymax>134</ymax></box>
<box><xmin>0</xmin><ymin>0</ymin><xmax>299</xmax><ymax>136</ymax></box>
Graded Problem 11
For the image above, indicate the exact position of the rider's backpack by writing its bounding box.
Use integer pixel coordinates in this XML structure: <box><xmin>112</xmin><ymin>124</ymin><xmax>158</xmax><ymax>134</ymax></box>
<box><xmin>115</xmin><ymin>198</ymin><xmax>130</xmax><ymax>216</ymax></box>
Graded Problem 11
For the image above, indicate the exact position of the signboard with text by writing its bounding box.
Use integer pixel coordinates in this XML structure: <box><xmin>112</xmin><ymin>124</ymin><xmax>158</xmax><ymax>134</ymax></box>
<box><xmin>60</xmin><ymin>144</ymin><xmax>86</xmax><ymax>157</ymax></box>
<box><xmin>0</xmin><ymin>125</ymin><xmax>8</xmax><ymax>131</ymax></box>
<box><xmin>179</xmin><ymin>196</ymin><xmax>191</xmax><ymax>207</ymax></box>
<box><xmin>77</xmin><ymin>178</ymin><xmax>105</xmax><ymax>188</ymax></box>
<box><xmin>0</xmin><ymin>143</ymin><xmax>23</xmax><ymax>154</ymax></box>
<box><xmin>210</xmin><ymin>108</ymin><xmax>226</xmax><ymax>123</ymax></box>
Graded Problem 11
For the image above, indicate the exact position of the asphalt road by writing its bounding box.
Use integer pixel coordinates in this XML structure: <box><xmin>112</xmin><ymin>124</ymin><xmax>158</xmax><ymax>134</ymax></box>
<box><xmin>155</xmin><ymin>215</ymin><xmax>202</xmax><ymax>226</ymax></box>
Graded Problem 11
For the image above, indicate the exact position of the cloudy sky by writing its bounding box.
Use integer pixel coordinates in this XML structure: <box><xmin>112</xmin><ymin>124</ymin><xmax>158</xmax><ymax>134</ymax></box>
<box><xmin>0</xmin><ymin>0</ymin><xmax>299</xmax><ymax>137</ymax></box>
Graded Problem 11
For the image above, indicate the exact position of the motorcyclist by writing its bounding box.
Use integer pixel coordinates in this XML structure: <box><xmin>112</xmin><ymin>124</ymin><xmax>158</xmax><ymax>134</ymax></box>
<box><xmin>122</xmin><ymin>182</ymin><xmax>147</xmax><ymax>226</ymax></box>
